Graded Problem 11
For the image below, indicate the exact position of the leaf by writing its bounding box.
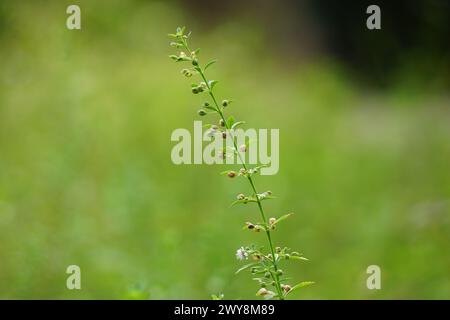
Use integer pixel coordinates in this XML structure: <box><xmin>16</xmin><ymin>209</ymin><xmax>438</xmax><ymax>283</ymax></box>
<box><xmin>260</xmin><ymin>195</ymin><xmax>276</xmax><ymax>202</ymax></box>
<box><xmin>209</xmin><ymin>80</ymin><xmax>219</xmax><ymax>90</ymax></box>
<box><xmin>205</xmin><ymin>60</ymin><xmax>217</xmax><ymax>70</ymax></box>
<box><xmin>230</xmin><ymin>198</ymin><xmax>257</xmax><ymax>207</ymax></box>
<box><xmin>169</xmin><ymin>55</ymin><xmax>178</xmax><ymax>61</ymax></box>
<box><xmin>235</xmin><ymin>262</ymin><xmax>258</xmax><ymax>274</ymax></box>
<box><xmin>204</xmin><ymin>105</ymin><xmax>218</xmax><ymax>112</ymax></box>
<box><xmin>231</xmin><ymin>121</ymin><xmax>245</xmax><ymax>129</ymax></box>
<box><xmin>227</xmin><ymin>116</ymin><xmax>235</xmax><ymax>128</ymax></box>
<box><xmin>285</xmin><ymin>281</ymin><xmax>315</xmax><ymax>297</ymax></box>
<box><xmin>274</xmin><ymin>213</ymin><xmax>294</xmax><ymax>224</ymax></box>
<box><xmin>289</xmin><ymin>256</ymin><xmax>309</xmax><ymax>261</ymax></box>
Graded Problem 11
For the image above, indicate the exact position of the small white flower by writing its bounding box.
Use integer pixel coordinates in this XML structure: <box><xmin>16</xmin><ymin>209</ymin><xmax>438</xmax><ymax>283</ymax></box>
<box><xmin>256</xmin><ymin>288</ymin><xmax>276</xmax><ymax>300</ymax></box>
<box><xmin>236</xmin><ymin>247</ymin><xmax>248</xmax><ymax>260</ymax></box>
<box><xmin>206</xmin><ymin>128</ymin><xmax>218</xmax><ymax>137</ymax></box>
<box><xmin>238</xmin><ymin>144</ymin><xmax>247</xmax><ymax>152</ymax></box>
<box><xmin>263</xmin><ymin>291</ymin><xmax>276</xmax><ymax>300</ymax></box>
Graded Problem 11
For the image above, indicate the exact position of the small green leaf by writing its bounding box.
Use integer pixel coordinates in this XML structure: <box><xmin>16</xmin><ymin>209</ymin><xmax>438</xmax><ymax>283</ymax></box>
<box><xmin>204</xmin><ymin>105</ymin><xmax>218</xmax><ymax>112</ymax></box>
<box><xmin>227</xmin><ymin>116</ymin><xmax>235</xmax><ymax>128</ymax></box>
<box><xmin>169</xmin><ymin>55</ymin><xmax>178</xmax><ymax>61</ymax></box>
<box><xmin>285</xmin><ymin>281</ymin><xmax>315</xmax><ymax>297</ymax></box>
<box><xmin>209</xmin><ymin>80</ymin><xmax>219</xmax><ymax>90</ymax></box>
<box><xmin>274</xmin><ymin>213</ymin><xmax>294</xmax><ymax>225</ymax></box>
<box><xmin>205</xmin><ymin>60</ymin><xmax>217</xmax><ymax>70</ymax></box>
<box><xmin>289</xmin><ymin>256</ymin><xmax>309</xmax><ymax>261</ymax></box>
<box><xmin>230</xmin><ymin>198</ymin><xmax>257</xmax><ymax>207</ymax></box>
<box><xmin>231</xmin><ymin>121</ymin><xmax>245</xmax><ymax>129</ymax></box>
<box><xmin>235</xmin><ymin>262</ymin><xmax>258</xmax><ymax>274</ymax></box>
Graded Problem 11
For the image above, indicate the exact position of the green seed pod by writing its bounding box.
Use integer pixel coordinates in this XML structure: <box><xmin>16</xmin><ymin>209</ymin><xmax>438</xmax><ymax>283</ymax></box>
<box><xmin>192</xmin><ymin>59</ymin><xmax>198</xmax><ymax>66</ymax></box>
<box><xmin>264</xmin><ymin>272</ymin><xmax>271</xmax><ymax>279</ymax></box>
<box><xmin>276</xmin><ymin>269</ymin><xmax>283</xmax><ymax>276</ymax></box>
<box><xmin>192</xmin><ymin>87</ymin><xmax>199</xmax><ymax>94</ymax></box>
<box><xmin>222</xmin><ymin>99</ymin><xmax>229</xmax><ymax>107</ymax></box>
<box><xmin>219</xmin><ymin>119</ymin><xmax>225</xmax><ymax>127</ymax></box>
<box><xmin>197</xmin><ymin>109</ymin><xmax>207</xmax><ymax>116</ymax></box>
<box><xmin>203</xmin><ymin>102</ymin><xmax>210</xmax><ymax>107</ymax></box>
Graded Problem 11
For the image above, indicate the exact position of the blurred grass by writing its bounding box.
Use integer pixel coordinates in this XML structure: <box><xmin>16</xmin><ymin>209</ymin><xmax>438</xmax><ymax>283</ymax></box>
<box><xmin>0</xmin><ymin>1</ymin><xmax>449</xmax><ymax>299</ymax></box>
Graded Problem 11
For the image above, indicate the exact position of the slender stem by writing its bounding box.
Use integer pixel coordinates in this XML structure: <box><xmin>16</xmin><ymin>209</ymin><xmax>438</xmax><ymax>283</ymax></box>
<box><xmin>181</xmin><ymin>38</ymin><xmax>284</xmax><ymax>299</ymax></box>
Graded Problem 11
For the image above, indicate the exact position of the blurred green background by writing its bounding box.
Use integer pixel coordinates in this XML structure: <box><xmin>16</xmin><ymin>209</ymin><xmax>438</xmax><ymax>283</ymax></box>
<box><xmin>0</xmin><ymin>0</ymin><xmax>449</xmax><ymax>299</ymax></box>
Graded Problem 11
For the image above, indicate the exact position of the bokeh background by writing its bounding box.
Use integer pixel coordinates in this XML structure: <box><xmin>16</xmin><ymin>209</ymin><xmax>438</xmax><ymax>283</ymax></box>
<box><xmin>0</xmin><ymin>0</ymin><xmax>449</xmax><ymax>299</ymax></box>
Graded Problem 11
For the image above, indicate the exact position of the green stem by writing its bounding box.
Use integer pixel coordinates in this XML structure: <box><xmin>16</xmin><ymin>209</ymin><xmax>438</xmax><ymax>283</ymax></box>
<box><xmin>180</xmin><ymin>38</ymin><xmax>284</xmax><ymax>299</ymax></box>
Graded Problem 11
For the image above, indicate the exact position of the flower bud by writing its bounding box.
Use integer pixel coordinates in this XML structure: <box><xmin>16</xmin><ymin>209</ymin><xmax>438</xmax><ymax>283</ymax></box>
<box><xmin>222</xmin><ymin>132</ymin><xmax>227</xmax><ymax>139</ymax></box>
<box><xmin>239</xmin><ymin>168</ymin><xmax>247</xmax><ymax>176</ymax></box>
<box><xmin>192</xmin><ymin>59</ymin><xmax>198</xmax><ymax>66</ymax></box>
<box><xmin>192</xmin><ymin>87</ymin><xmax>199</xmax><ymax>94</ymax></box>
<box><xmin>237</xmin><ymin>193</ymin><xmax>245</xmax><ymax>200</ymax></box>
<box><xmin>275</xmin><ymin>247</ymin><xmax>281</xmax><ymax>253</ymax></box>
<box><xmin>219</xmin><ymin>119</ymin><xmax>225</xmax><ymax>127</ymax></box>
<box><xmin>203</xmin><ymin>102</ymin><xmax>210</xmax><ymax>107</ymax></box>
<box><xmin>253</xmin><ymin>254</ymin><xmax>261</xmax><ymax>261</ymax></box>
<box><xmin>254</xmin><ymin>225</ymin><xmax>262</xmax><ymax>232</ymax></box>
<box><xmin>197</xmin><ymin>109</ymin><xmax>207</xmax><ymax>116</ymax></box>
<box><xmin>222</xmin><ymin>99</ymin><xmax>229</xmax><ymax>107</ymax></box>
<box><xmin>264</xmin><ymin>272</ymin><xmax>271</xmax><ymax>279</ymax></box>
<box><xmin>260</xmin><ymin>283</ymin><xmax>266</xmax><ymax>288</ymax></box>
<box><xmin>283</xmin><ymin>285</ymin><xmax>292</xmax><ymax>293</ymax></box>
<box><xmin>256</xmin><ymin>288</ymin><xmax>268</xmax><ymax>296</ymax></box>
<box><xmin>276</xmin><ymin>269</ymin><xmax>283</xmax><ymax>276</ymax></box>
<box><xmin>227</xmin><ymin>171</ymin><xmax>236</xmax><ymax>178</ymax></box>
<box><xmin>285</xmin><ymin>254</ymin><xmax>290</xmax><ymax>260</ymax></box>
<box><xmin>269</xmin><ymin>217</ymin><xmax>276</xmax><ymax>225</ymax></box>
<box><xmin>246</xmin><ymin>222</ymin><xmax>255</xmax><ymax>230</ymax></box>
